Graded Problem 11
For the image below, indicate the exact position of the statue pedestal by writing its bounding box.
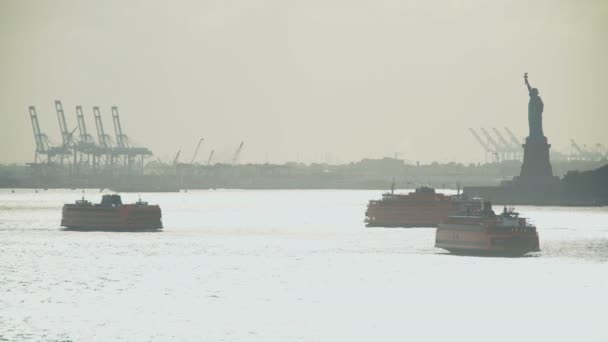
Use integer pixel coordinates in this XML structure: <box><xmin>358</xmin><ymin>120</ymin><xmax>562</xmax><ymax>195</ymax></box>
<box><xmin>519</xmin><ymin>135</ymin><xmax>553</xmax><ymax>182</ymax></box>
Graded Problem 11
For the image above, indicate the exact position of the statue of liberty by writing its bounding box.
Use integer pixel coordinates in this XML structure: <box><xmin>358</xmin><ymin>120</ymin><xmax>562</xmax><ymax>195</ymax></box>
<box><xmin>524</xmin><ymin>73</ymin><xmax>544</xmax><ymax>138</ymax></box>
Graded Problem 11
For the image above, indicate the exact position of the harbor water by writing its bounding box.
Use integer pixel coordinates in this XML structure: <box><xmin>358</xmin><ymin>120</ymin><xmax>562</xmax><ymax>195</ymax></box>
<box><xmin>1</xmin><ymin>189</ymin><xmax>607</xmax><ymax>341</ymax></box>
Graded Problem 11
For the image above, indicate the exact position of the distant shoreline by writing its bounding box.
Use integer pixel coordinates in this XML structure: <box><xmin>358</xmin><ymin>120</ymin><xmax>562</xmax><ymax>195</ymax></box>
<box><xmin>1</xmin><ymin>158</ymin><xmax>605</xmax><ymax>193</ymax></box>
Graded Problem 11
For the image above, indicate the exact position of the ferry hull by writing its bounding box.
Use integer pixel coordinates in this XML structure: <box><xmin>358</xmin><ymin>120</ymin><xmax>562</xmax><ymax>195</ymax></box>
<box><xmin>365</xmin><ymin>203</ymin><xmax>453</xmax><ymax>227</ymax></box>
<box><xmin>61</xmin><ymin>205</ymin><xmax>163</xmax><ymax>231</ymax></box>
<box><xmin>365</xmin><ymin>187</ymin><xmax>479</xmax><ymax>228</ymax></box>
<box><xmin>435</xmin><ymin>226</ymin><xmax>540</xmax><ymax>256</ymax></box>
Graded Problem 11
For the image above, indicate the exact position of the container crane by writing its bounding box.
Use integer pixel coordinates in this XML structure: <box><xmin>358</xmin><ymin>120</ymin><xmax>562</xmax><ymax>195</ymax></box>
<box><xmin>29</xmin><ymin>106</ymin><xmax>47</xmax><ymax>157</ymax></box>
<box><xmin>110</xmin><ymin>106</ymin><xmax>152</xmax><ymax>171</ymax></box>
<box><xmin>480</xmin><ymin>128</ymin><xmax>503</xmax><ymax>152</ymax></box>
<box><xmin>190</xmin><ymin>138</ymin><xmax>204</xmax><ymax>164</ymax></box>
<box><xmin>55</xmin><ymin>100</ymin><xmax>75</xmax><ymax>147</ymax></box>
<box><xmin>29</xmin><ymin>104</ymin><xmax>71</xmax><ymax>165</ymax></box>
<box><xmin>492</xmin><ymin>127</ymin><xmax>515</xmax><ymax>150</ymax></box>
<box><xmin>492</xmin><ymin>127</ymin><xmax>520</xmax><ymax>160</ymax></box>
<box><xmin>468</xmin><ymin>128</ymin><xmax>492</xmax><ymax>162</ymax></box>
<box><xmin>504</xmin><ymin>127</ymin><xmax>522</xmax><ymax>147</ymax></box>
<box><xmin>75</xmin><ymin>106</ymin><xmax>95</xmax><ymax>145</ymax></box>
<box><xmin>231</xmin><ymin>141</ymin><xmax>244</xmax><ymax>165</ymax></box>
<box><xmin>54</xmin><ymin>100</ymin><xmax>79</xmax><ymax>165</ymax></box>
<box><xmin>93</xmin><ymin>106</ymin><xmax>113</xmax><ymax>148</ymax></box>
<box><xmin>29</xmin><ymin>106</ymin><xmax>51</xmax><ymax>163</ymax></box>
<box><xmin>73</xmin><ymin>106</ymin><xmax>97</xmax><ymax>170</ymax></box>
<box><xmin>111</xmin><ymin>106</ymin><xmax>128</xmax><ymax>148</ymax></box>
<box><xmin>55</xmin><ymin>101</ymin><xmax>68</xmax><ymax>144</ymax></box>
<box><xmin>173</xmin><ymin>150</ymin><xmax>181</xmax><ymax>166</ymax></box>
<box><xmin>570</xmin><ymin>139</ymin><xmax>585</xmax><ymax>159</ymax></box>
<box><xmin>93</xmin><ymin>106</ymin><xmax>117</xmax><ymax>168</ymax></box>
<box><xmin>207</xmin><ymin>149</ymin><xmax>214</xmax><ymax>166</ymax></box>
<box><xmin>481</xmin><ymin>127</ymin><xmax>508</xmax><ymax>162</ymax></box>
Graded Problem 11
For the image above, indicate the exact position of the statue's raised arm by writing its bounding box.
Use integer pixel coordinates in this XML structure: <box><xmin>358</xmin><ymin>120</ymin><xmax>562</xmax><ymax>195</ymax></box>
<box><xmin>524</xmin><ymin>72</ymin><xmax>544</xmax><ymax>138</ymax></box>
<box><xmin>524</xmin><ymin>72</ymin><xmax>532</xmax><ymax>93</ymax></box>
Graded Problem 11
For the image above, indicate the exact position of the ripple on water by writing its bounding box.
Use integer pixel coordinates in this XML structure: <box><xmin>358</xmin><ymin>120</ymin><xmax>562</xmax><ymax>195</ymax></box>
<box><xmin>0</xmin><ymin>190</ymin><xmax>607</xmax><ymax>341</ymax></box>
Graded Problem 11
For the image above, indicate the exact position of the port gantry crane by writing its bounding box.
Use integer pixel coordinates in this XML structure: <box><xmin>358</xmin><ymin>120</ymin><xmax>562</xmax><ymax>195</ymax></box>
<box><xmin>173</xmin><ymin>150</ymin><xmax>181</xmax><ymax>165</ymax></box>
<box><xmin>29</xmin><ymin>106</ymin><xmax>48</xmax><ymax>164</ymax></box>
<box><xmin>231</xmin><ymin>141</ymin><xmax>245</xmax><ymax>165</ymax></box>
<box><xmin>568</xmin><ymin>139</ymin><xmax>604</xmax><ymax>161</ymax></box>
<box><xmin>110</xmin><ymin>106</ymin><xmax>152</xmax><ymax>172</ymax></box>
<box><xmin>190</xmin><ymin>138</ymin><xmax>204</xmax><ymax>164</ymax></box>
<box><xmin>207</xmin><ymin>149</ymin><xmax>214</xmax><ymax>166</ymax></box>
<box><xmin>570</xmin><ymin>139</ymin><xmax>586</xmax><ymax>160</ymax></box>
<box><xmin>28</xmin><ymin>106</ymin><xmax>69</xmax><ymax>164</ymax></box>
<box><xmin>76</xmin><ymin>106</ymin><xmax>96</xmax><ymax>146</ymax></box>
<box><xmin>27</xmin><ymin>101</ymin><xmax>154</xmax><ymax>176</ymax></box>
<box><xmin>111</xmin><ymin>106</ymin><xmax>128</xmax><ymax>167</ymax></box>
<box><xmin>111</xmin><ymin>106</ymin><xmax>127</xmax><ymax>149</ymax></box>
<box><xmin>468</xmin><ymin>128</ymin><xmax>493</xmax><ymax>163</ymax></box>
<box><xmin>74</xmin><ymin>106</ymin><xmax>98</xmax><ymax>170</ymax></box>
<box><xmin>481</xmin><ymin>127</ymin><xmax>512</xmax><ymax>162</ymax></box>
<box><xmin>93</xmin><ymin>106</ymin><xmax>117</xmax><ymax>169</ymax></box>
<box><xmin>504</xmin><ymin>127</ymin><xmax>522</xmax><ymax>147</ymax></box>
<box><xmin>55</xmin><ymin>100</ymin><xmax>78</xmax><ymax>166</ymax></box>
<box><xmin>492</xmin><ymin>127</ymin><xmax>521</xmax><ymax>161</ymax></box>
<box><xmin>55</xmin><ymin>100</ymin><xmax>72</xmax><ymax>149</ymax></box>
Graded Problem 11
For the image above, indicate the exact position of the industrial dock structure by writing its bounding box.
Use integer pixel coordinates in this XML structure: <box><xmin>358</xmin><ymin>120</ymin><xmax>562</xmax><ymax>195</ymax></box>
<box><xmin>464</xmin><ymin>74</ymin><xmax>608</xmax><ymax>205</ymax></box>
<box><xmin>29</xmin><ymin>100</ymin><xmax>152</xmax><ymax>175</ymax></box>
<box><xmin>26</xmin><ymin>100</ymin><xmax>176</xmax><ymax>191</ymax></box>
<box><xmin>8</xmin><ymin>94</ymin><xmax>607</xmax><ymax>195</ymax></box>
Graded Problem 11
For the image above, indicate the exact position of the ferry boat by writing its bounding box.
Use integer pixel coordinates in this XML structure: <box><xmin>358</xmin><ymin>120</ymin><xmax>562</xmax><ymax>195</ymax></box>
<box><xmin>365</xmin><ymin>185</ymin><xmax>480</xmax><ymax>228</ymax></box>
<box><xmin>61</xmin><ymin>194</ymin><xmax>163</xmax><ymax>231</ymax></box>
<box><xmin>435</xmin><ymin>202</ymin><xmax>540</xmax><ymax>256</ymax></box>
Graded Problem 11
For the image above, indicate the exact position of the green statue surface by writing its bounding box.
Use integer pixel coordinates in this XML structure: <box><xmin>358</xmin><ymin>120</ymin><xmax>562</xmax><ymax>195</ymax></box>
<box><xmin>524</xmin><ymin>73</ymin><xmax>544</xmax><ymax>139</ymax></box>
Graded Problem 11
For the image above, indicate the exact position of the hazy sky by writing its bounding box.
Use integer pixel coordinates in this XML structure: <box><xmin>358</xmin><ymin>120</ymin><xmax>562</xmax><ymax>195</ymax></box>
<box><xmin>1</xmin><ymin>0</ymin><xmax>606</xmax><ymax>164</ymax></box>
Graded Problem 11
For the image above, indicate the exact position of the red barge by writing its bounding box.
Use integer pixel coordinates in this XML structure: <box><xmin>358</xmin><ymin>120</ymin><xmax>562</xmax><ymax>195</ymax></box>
<box><xmin>435</xmin><ymin>202</ymin><xmax>540</xmax><ymax>256</ymax></box>
<box><xmin>61</xmin><ymin>194</ymin><xmax>163</xmax><ymax>230</ymax></box>
<box><xmin>365</xmin><ymin>186</ymin><xmax>480</xmax><ymax>228</ymax></box>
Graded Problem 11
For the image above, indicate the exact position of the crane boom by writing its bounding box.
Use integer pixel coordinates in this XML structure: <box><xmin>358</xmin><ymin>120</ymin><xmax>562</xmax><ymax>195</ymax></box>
<box><xmin>75</xmin><ymin>106</ymin><xmax>95</xmax><ymax>144</ymax></box>
<box><xmin>480</xmin><ymin>128</ymin><xmax>503</xmax><ymax>151</ymax></box>
<box><xmin>111</xmin><ymin>106</ymin><xmax>127</xmax><ymax>148</ymax></box>
<box><xmin>504</xmin><ymin>127</ymin><xmax>522</xmax><ymax>147</ymax></box>
<box><xmin>231</xmin><ymin>141</ymin><xmax>245</xmax><ymax>165</ymax></box>
<box><xmin>93</xmin><ymin>106</ymin><xmax>104</xmax><ymax>146</ymax></box>
<box><xmin>190</xmin><ymin>138</ymin><xmax>204</xmax><ymax>164</ymax></box>
<box><xmin>55</xmin><ymin>100</ymin><xmax>72</xmax><ymax>146</ymax></box>
<box><xmin>93</xmin><ymin>106</ymin><xmax>113</xmax><ymax>148</ymax></box>
<box><xmin>571</xmin><ymin>139</ymin><xmax>585</xmax><ymax>155</ymax></box>
<box><xmin>492</xmin><ymin>127</ymin><xmax>515</xmax><ymax>150</ymax></box>
<box><xmin>173</xmin><ymin>150</ymin><xmax>181</xmax><ymax>166</ymax></box>
<box><xmin>207</xmin><ymin>149</ymin><xmax>214</xmax><ymax>165</ymax></box>
<box><xmin>468</xmin><ymin>128</ymin><xmax>491</xmax><ymax>152</ymax></box>
<box><xmin>29</xmin><ymin>106</ymin><xmax>47</xmax><ymax>153</ymax></box>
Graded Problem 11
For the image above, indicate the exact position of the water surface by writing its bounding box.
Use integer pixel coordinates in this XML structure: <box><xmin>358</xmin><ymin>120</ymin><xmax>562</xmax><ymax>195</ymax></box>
<box><xmin>1</xmin><ymin>189</ymin><xmax>607</xmax><ymax>341</ymax></box>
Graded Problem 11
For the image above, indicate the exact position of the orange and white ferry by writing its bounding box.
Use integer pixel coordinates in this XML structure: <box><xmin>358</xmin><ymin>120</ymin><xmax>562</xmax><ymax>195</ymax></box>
<box><xmin>61</xmin><ymin>194</ymin><xmax>162</xmax><ymax>231</ymax></box>
<box><xmin>365</xmin><ymin>186</ymin><xmax>480</xmax><ymax>228</ymax></box>
<box><xmin>435</xmin><ymin>202</ymin><xmax>540</xmax><ymax>256</ymax></box>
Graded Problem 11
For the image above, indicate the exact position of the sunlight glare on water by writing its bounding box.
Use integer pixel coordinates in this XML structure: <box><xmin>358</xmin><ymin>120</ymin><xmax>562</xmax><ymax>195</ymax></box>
<box><xmin>0</xmin><ymin>189</ymin><xmax>607</xmax><ymax>341</ymax></box>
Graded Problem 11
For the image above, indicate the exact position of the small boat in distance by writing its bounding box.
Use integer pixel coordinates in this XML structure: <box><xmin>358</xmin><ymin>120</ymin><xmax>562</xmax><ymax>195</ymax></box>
<box><xmin>365</xmin><ymin>183</ymin><xmax>481</xmax><ymax>228</ymax></box>
<box><xmin>61</xmin><ymin>194</ymin><xmax>163</xmax><ymax>231</ymax></box>
<box><xmin>435</xmin><ymin>202</ymin><xmax>540</xmax><ymax>256</ymax></box>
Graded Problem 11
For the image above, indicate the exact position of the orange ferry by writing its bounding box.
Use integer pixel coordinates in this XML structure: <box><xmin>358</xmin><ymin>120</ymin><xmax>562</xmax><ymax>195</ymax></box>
<box><xmin>365</xmin><ymin>186</ymin><xmax>480</xmax><ymax>227</ymax></box>
<box><xmin>435</xmin><ymin>202</ymin><xmax>540</xmax><ymax>256</ymax></box>
<box><xmin>61</xmin><ymin>194</ymin><xmax>162</xmax><ymax>231</ymax></box>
